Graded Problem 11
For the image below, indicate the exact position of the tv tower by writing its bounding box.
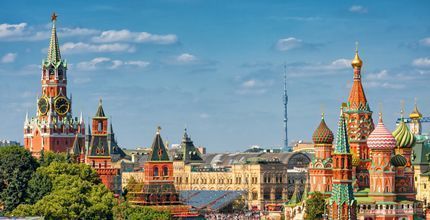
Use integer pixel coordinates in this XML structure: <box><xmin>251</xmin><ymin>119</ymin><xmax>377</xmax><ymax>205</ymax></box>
<box><xmin>283</xmin><ymin>64</ymin><xmax>290</xmax><ymax>152</ymax></box>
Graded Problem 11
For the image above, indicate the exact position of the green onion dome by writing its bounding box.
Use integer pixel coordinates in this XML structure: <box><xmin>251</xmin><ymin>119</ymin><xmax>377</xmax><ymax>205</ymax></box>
<box><xmin>312</xmin><ymin>114</ymin><xmax>334</xmax><ymax>144</ymax></box>
<box><xmin>391</xmin><ymin>154</ymin><xmax>407</xmax><ymax>167</ymax></box>
<box><xmin>392</xmin><ymin>119</ymin><xmax>415</xmax><ymax>148</ymax></box>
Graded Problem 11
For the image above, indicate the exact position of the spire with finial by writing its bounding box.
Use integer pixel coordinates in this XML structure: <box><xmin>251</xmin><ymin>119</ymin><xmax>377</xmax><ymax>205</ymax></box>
<box><xmin>95</xmin><ymin>98</ymin><xmax>106</xmax><ymax>117</ymax></box>
<box><xmin>334</xmin><ymin>107</ymin><xmax>350</xmax><ymax>153</ymax></box>
<box><xmin>47</xmin><ymin>12</ymin><xmax>62</xmax><ymax>64</ymax></box>
<box><xmin>24</xmin><ymin>111</ymin><xmax>29</xmax><ymax>125</ymax></box>
<box><xmin>149</xmin><ymin>126</ymin><xmax>169</xmax><ymax>161</ymax></box>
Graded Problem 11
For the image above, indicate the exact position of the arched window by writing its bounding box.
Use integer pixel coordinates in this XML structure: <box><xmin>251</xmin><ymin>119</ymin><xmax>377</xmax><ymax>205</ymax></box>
<box><xmin>163</xmin><ymin>166</ymin><xmax>168</xmax><ymax>176</ymax></box>
<box><xmin>98</xmin><ymin>121</ymin><xmax>102</xmax><ymax>132</ymax></box>
<box><xmin>154</xmin><ymin>167</ymin><xmax>159</xmax><ymax>176</ymax></box>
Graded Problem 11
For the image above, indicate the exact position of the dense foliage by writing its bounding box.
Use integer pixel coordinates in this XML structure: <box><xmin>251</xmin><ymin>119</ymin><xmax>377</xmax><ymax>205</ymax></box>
<box><xmin>11</xmin><ymin>162</ymin><xmax>114</xmax><ymax>219</ymax></box>
<box><xmin>304</xmin><ymin>191</ymin><xmax>326</xmax><ymax>220</ymax></box>
<box><xmin>113</xmin><ymin>201</ymin><xmax>171</xmax><ymax>220</ymax></box>
<box><xmin>0</xmin><ymin>146</ymin><xmax>38</xmax><ymax>213</ymax></box>
<box><xmin>0</xmin><ymin>146</ymin><xmax>173</xmax><ymax>219</ymax></box>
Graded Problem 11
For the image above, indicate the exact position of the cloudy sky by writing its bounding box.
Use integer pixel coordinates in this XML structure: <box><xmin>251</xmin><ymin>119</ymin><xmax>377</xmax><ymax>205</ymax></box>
<box><xmin>0</xmin><ymin>1</ymin><xmax>429</xmax><ymax>152</ymax></box>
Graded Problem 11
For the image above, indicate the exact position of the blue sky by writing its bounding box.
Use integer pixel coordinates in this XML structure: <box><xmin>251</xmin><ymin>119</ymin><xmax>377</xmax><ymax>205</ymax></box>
<box><xmin>0</xmin><ymin>1</ymin><xmax>429</xmax><ymax>152</ymax></box>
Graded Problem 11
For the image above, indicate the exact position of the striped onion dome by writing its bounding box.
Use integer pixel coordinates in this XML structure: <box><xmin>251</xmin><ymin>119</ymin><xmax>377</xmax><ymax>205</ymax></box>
<box><xmin>312</xmin><ymin>114</ymin><xmax>334</xmax><ymax>144</ymax></box>
<box><xmin>391</xmin><ymin>154</ymin><xmax>407</xmax><ymax>167</ymax></box>
<box><xmin>367</xmin><ymin>113</ymin><xmax>397</xmax><ymax>150</ymax></box>
<box><xmin>392</xmin><ymin>118</ymin><xmax>415</xmax><ymax>148</ymax></box>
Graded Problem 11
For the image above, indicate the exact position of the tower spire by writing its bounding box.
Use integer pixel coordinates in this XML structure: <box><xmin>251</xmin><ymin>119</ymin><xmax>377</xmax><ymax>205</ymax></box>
<box><xmin>283</xmin><ymin>63</ymin><xmax>289</xmax><ymax>151</ymax></box>
<box><xmin>47</xmin><ymin>12</ymin><xmax>61</xmax><ymax>64</ymax></box>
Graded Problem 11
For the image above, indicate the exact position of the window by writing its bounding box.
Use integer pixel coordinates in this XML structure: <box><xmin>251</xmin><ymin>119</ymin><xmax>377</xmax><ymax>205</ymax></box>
<box><xmin>98</xmin><ymin>121</ymin><xmax>102</xmax><ymax>132</ymax></box>
<box><xmin>154</xmin><ymin>167</ymin><xmax>159</xmax><ymax>176</ymax></box>
<box><xmin>163</xmin><ymin>167</ymin><xmax>168</xmax><ymax>176</ymax></box>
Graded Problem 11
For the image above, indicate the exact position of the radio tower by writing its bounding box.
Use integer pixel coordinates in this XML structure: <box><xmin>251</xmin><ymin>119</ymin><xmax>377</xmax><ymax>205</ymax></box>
<box><xmin>283</xmin><ymin>64</ymin><xmax>290</xmax><ymax>152</ymax></box>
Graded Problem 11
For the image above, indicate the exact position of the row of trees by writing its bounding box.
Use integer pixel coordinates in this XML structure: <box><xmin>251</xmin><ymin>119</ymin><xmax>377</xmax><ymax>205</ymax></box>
<box><xmin>0</xmin><ymin>146</ymin><xmax>171</xmax><ymax>219</ymax></box>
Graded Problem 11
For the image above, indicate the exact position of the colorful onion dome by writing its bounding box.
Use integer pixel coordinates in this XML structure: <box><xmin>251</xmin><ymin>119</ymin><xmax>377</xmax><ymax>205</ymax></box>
<box><xmin>352</xmin><ymin>153</ymin><xmax>360</xmax><ymax>167</ymax></box>
<box><xmin>312</xmin><ymin>113</ymin><xmax>334</xmax><ymax>144</ymax></box>
<box><xmin>367</xmin><ymin>113</ymin><xmax>397</xmax><ymax>150</ymax></box>
<box><xmin>391</xmin><ymin>154</ymin><xmax>407</xmax><ymax>167</ymax></box>
<box><xmin>351</xmin><ymin>46</ymin><xmax>363</xmax><ymax>69</ymax></box>
<box><xmin>392</xmin><ymin>118</ymin><xmax>415</xmax><ymax>148</ymax></box>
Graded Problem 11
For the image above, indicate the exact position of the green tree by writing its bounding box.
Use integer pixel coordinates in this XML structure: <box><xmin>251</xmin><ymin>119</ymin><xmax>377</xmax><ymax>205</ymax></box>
<box><xmin>39</xmin><ymin>151</ymin><xmax>67</xmax><ymax>167</ymax></box>
<box><xmin>25</xmin><ymin>172</ymin><xmax>52</xmax><ymax>204</ymax></box>
<box><xmin>304</xmin><ymin>191</ymin><xmax>326</xmax><ymax>220</ymax></box>
<box><xmin>10</xmin><ymin>162</ymin><xmax>113</xmax><ymax>219</ymax></box>
<box><xmin>113</xmin><ymin>201</ymin><xmax>171</xmax><ymax>220</ymax></box>
<box><xmin>0</xmin><ymin>146</ymin><xmax>38</xmax><ymax>213</ymax></box>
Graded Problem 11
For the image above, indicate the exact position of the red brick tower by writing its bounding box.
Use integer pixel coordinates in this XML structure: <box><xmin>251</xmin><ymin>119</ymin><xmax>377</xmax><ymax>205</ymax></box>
<box><xmin>140</xmin><ymin>127</ymin><xmax>180</xmax><ymax>206</ymax></box>
<box><xmin>344</xmin><ymin>45</ymin><xmax>374</xmax><ymax>189</ymax></box>
<box><xmin>328</xmin><ymin>108</ymin><xmax>357</xmax><ymax>220</ymax></box>
<box><xmin>309</xmin><ymin>113</ymin><xmax>334</xmax><ymax>196</ymax></box>
<box><xmin>367</xmin><ymin>113</ymin><xmax>397</xmax><ymax>202</ymax></box>
<box><xmin>86</xmin><ymin>99</ymin><xmax>121</xmax><ymax>193</ymax></box>
<box><xmin>23</xmin><ymin>13</ymin><xmax>85</xmax><ymax>156</ymax></box>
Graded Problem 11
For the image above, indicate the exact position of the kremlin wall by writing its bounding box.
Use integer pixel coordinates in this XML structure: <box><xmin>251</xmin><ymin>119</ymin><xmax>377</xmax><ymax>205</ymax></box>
<box><xmin>21</xmin><ymin>14</ymin><xmax>430</xmax><ymax>220</ymax></box>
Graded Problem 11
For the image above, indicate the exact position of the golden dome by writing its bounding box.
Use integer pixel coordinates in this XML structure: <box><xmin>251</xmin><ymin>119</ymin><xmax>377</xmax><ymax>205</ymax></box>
<box><xmin>409</xmin><ymin>102</ymin><xmax>422</xmax><ymax>119</ymax></box>
<box><xmin>351</xmin><ymin>51</ymin><xmax>363</xmax><ymax>68</ymax></box>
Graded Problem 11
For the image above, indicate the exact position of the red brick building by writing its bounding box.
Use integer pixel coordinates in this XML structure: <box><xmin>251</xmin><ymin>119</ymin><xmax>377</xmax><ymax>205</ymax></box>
<box><xmin>24</xmin><ymin>14</ymin><xmax>85</xmax><ymax>156</ymax></box>
<box><xmin>85</xmin><ymin>100</ymin><xmax>126</xmax><ymax>194</ymax></box>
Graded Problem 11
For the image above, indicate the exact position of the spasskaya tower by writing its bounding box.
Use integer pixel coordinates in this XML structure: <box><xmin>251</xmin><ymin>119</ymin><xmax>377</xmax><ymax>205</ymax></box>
<box><xmin>24</xmin><ymin>13</ymin><xmax>85</xmax><ymax>156</ymax></box>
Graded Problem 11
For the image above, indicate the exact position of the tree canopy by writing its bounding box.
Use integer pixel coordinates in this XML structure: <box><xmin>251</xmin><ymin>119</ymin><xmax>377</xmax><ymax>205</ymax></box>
<box><xmin>0</xmin><ymin>146</ymin><xmax>38</xmax><ymax>213</ymax></box>
<box><xmin>304</xmin><ymin>191</ymin><xmax>326</xmax><ymax>220</ymax></box>
<box><xmin>11</xmin><ymin>162</ymin><xmax>113</xmax><ymax>219</ymax></box>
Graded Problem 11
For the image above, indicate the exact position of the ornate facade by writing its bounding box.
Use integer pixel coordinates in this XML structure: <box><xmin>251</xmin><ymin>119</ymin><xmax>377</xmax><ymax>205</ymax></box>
<box><xmin>24</xmin><ymin>14</ymin><xmax>85</xmax><ymax>156</ymax></box>
<box><xmin>172</xmin><ymin>129</ymin><xmax>310</xmax><ymax>210</ymax></box>
<box><xmin>328</xmin><ymin>110</ymin><xmax>356</xmax><ymax>220</ymax></box>
<box><xmin>309</xmin><ymin>48</ymin><xmax>422</xmax><ymax>220</ymax></box>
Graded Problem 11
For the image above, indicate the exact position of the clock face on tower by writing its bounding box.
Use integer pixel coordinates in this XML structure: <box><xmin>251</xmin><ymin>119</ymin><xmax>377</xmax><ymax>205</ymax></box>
<box><xmin>38</xmin><ymin>96</ymin><xmax>49</xmax><ymax>115</ymax></box>
<box><xmin>54</xmin><ymin>96</ymin><xmax>70</xmax><ymax>116</ymax></box>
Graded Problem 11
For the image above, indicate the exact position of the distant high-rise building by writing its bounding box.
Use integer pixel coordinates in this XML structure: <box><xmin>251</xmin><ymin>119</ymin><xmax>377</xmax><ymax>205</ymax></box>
<box><xmin>283</xmin><ymin>64</ymin><xmax>291</xmax><ymax>152</ymax></box>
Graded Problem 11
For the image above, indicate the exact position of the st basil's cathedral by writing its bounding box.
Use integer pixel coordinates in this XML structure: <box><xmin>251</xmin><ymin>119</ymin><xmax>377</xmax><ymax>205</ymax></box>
<box><xmin>308</xmin><ymin>48</ymin><xmax>422</xmax><ymax>219</ymax></box>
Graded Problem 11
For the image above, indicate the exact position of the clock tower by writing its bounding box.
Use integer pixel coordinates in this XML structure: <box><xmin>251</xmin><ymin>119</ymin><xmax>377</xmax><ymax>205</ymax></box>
<box><xmin>24</xmin><ymin>13</ymin><xmax>85</xmax><ymax>156</ymax></box>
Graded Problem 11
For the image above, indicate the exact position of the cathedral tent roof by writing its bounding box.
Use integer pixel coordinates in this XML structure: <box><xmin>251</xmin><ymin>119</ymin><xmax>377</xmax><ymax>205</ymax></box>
<box><xmin>148</xmin><ymin>127</ymin><xmax>170</xmax><ymax>161</ymax></box>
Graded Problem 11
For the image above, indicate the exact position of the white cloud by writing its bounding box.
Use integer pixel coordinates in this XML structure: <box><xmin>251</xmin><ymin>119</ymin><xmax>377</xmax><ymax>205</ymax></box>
<box><xmin>199</xmin><ymin>113</ymin><xmax>210</xmax><ymax>119</ymax></box>
<box><xmin>176</xmin><ymin>53</ymin><xmax>197</xmax><ymax>63</ymax></box>
<box><xmin>412</xmin><ymin>57</ymin><xmax>430</xmax><ymax>68</ymax></box>
<box><xmin>0</xmin><ymin>23</ymin><xmax>100</xmax><ymax>41</ymax></box>
<box><xmin>366</xmin><ymin>70</ymin><xmax>388</xmax><ymax>80</ymax></box>
<box><xmin>349</xmin><ymin>5</ymin><xmax>368</xmax><ymax>14</ymax></box>
<box><xmin>236</xmin><ymin>79</ymin><xmax>274</xmax><ymax>95</ymax></box>
<box><xmin>92</xmin><ymin>29</ymin><xmax>177</xmax><ymax>44</ymax></box>
<box><xmin>60</xmin><ymin>42</ymin><xmax>135</xmax><ymax>53</ymax></box>
<box><xmin>0</xmin><ymin>23</ymin><xmax>27</xmax><ymax>38</ymax></box>
<box><xmin>276</xmin><ymin>37</ymin><xmax>302</xmax><ymax>51</ymax></box>
<box><xmin>325</xmin><ymin>58</ymin><xmax>351</xmax><ymax>70</ymax></box>
<box><xmin>76</xmin><ymin>57</ymin><xmax>149</xmax><ymax>71</ymax></box>
<box><xmin>419</xmin><ymin>37</ymin><xmax>430</xmax><ymax>47</ymax></box>
<box><xmin>1</xmin><ymin>53</ymin><xmax>17</xmax><ymax>63</ymax></box>
<box><xmin>364</xmin><ymin>81</ymin><xmax>404</xmax><ymax>89</ymax></box>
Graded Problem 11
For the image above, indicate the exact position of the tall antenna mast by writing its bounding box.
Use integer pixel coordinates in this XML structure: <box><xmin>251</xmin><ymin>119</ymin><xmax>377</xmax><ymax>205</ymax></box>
<box><xmin>283</xmin><ymin>63</ymin><xmax>290</xmax><ymax>151</ymax></box>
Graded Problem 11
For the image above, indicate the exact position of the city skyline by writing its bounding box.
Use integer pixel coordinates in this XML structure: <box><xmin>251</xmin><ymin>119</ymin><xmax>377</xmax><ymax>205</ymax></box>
<box><xmin>1</xmin><ymin>1</ymin><xmax>430</xmax><ymax>152</ymax></box>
